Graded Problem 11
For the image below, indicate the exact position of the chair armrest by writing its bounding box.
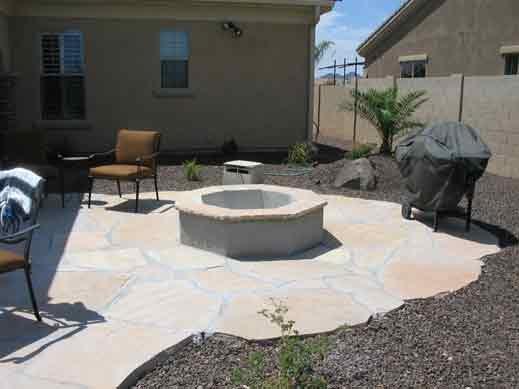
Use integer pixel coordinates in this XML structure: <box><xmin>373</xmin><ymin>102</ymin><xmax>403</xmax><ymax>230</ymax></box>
<box><xmin>88</xmin><ymin>149</ymin><xmax>116</xmax><ymax>160</ymax></box>
<box><xmin>0</xmin><ymin>224</ymin><xmax>40</xmax><ymax>244</ymax></box>
<box><xmin>87</xmin><ymin>149</ymin><xmax>117</xmax><ymax>166</ymax></box>
<box><xmin>135</xmin><ymin>152</ymin><xmax>160</xmax><ymax>164</ymax></box>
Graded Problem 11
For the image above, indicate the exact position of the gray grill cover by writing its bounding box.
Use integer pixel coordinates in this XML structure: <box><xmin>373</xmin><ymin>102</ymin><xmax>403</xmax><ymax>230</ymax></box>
<box><xmin>395</xmin><ymin>122</ymin><xmax>491</xmax><ymax>211</ymax></box>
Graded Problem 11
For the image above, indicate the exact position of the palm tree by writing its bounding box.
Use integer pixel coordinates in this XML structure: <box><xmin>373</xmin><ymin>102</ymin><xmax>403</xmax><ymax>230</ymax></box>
<box><xmin>340</xmin><ymin>87</ymin><xmax>428</xmax><ymax>154</ymax></box>
<box><xmin>314</xmin><ymin>41</ymin><xmax>335</xmax><ymax>65</ymax></box>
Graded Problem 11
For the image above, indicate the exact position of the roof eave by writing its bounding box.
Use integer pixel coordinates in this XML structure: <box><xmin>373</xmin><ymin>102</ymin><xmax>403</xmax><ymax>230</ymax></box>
<box><xmin>357</xmin><ymin>0</ymin><xmax>426</xmax><ymax>58</ymax></box>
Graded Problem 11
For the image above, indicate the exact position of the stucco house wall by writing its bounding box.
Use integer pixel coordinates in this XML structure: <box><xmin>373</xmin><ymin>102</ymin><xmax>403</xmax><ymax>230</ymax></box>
<box><xmin>12</xmin><ymin>17</ymin><xmax>310</xmax><ymax>152</ymax></box>
<box><xmin>0</xmin><ymin>12</ymin><xmax>9</xmax><ymax>72</ymax></box>
<box><xmin>6</xmin><ymin>0</ymin><xmax>334</xmax><ymax>153</ymax></box>
<box><xmin>362</xmin><ymin>0</ymin><xmax>519</xmax><ymax>78</ymax></box>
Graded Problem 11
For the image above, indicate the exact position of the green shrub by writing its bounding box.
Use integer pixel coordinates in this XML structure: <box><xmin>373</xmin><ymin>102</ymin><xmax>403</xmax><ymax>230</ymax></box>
<box><xmin>232</xmin><ymin>299</ymin><xmax>328</xmax><ymax>389</ymax></box>
<box><xmin>183</xmin><ymin>158</ymin><xmax>202</xmax><ymax>181</ymax></box>
<box><xmin>231</xmin><ymin>352</ymin><xmax>267</xmax><ymax>389</ymax></box>
<box><xmin>287</xmin><ymin>142</ymin><xmax>313</xmax><ymax>166</ymax></box>
<box><xmin>346</xmin><ymin>143</ymin><xmax>374</xmax><ymax>160</ymax></box>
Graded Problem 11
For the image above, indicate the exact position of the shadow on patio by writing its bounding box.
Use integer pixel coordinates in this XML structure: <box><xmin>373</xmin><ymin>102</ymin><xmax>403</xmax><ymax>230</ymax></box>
<box><xmin>0</xmin><ymin>194</ymin><xmax>106</xmax><ymax>363</ymax></box>
<box><xmin>105</xmin><ymin>198</ymin><xmax>176</xmax><ymax>214</ymax></box>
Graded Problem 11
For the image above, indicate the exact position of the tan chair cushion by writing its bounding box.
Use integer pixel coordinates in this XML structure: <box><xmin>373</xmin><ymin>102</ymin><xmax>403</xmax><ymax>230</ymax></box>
<box><xmin>90</xmin><ymin>164</ymin><xmax>153</xmax><ymax>179</ymax></box>
<box><xmin>115</xmin><ymin>129</ymin><xmax>160</xmax><ymax>168</ymax></box>
<box><xmin>0</xmin><ymin>250</ymin><xmax>25</xmax><ymax>273</ymax></box>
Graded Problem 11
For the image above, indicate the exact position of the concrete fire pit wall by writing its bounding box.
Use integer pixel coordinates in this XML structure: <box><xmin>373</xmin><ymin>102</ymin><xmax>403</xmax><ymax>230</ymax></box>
<box><xmin>176</xmin><ymin>185</ymin><xmax>327</xmax><ymax>259</ymax></box>
<box><xmin>179</xmin><ymin>208</ymin><xmax>324</xmax><ymax>258</ymax></box>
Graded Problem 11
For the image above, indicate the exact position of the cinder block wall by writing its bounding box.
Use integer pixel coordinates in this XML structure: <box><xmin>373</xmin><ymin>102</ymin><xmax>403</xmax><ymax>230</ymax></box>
<box><xmin>314</xmin><ymin>77</ymin><xmax>395</xmax><ymax>145</ymax></box>
<box><xmin>463</xmin><ymin>76</ymin><xmax>519</xmax><ymax>178</ymax></box>
<box><xmin>397</xmin><ymin>75</ymin><xmax>462</xmax><ymax>123</ymax></box>
<box><xmin>314</xmin><ymin>74</ymin><xmax>519</xmax><ymax>179</ymax></box>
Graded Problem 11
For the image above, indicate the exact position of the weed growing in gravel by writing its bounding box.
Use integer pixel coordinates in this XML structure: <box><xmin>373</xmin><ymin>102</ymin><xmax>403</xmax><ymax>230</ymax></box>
<box><xmin>346</xmin><ymin>143</ymin><xmax>374</xmax><ymax>160</ymax></box>
<box><xmin>232</xmin><ymin>299</ymin><xmax>328</xmax><ymax>389</ymax></box>
<box><xmin>287</xmin><ymin>143</ymin><xmax>314</xmax><ymax>166</ymax></box>
<box><xmin>183</xmin><ymin>158</ymin><xmax>202</xmax><ymax>181</ymax></box>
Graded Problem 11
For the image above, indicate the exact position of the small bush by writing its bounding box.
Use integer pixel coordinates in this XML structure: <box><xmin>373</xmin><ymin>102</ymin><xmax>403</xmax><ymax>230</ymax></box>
<box><xmin>183</xmin><ymin>158</ymin><xmax>202</xmax><ymax>181</ymax></box>
<box><xmin>232</xmin><ymin>299</ymin><xmax>328</xmax><ymax>389</ymax></box>
<box><xmin>346</xmin><ymin>143</ymin><xmax>374</xmax><ymax>160</ymax></box>
<box><xmin>287</xmin><ymin>142</ymin><xmax>314</xmax><ymax>166</ymax></box>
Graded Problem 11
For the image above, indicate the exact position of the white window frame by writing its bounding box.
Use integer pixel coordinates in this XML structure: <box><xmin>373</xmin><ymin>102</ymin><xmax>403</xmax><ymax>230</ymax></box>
<box><xmin>159</xmin><ymin>30</ymin><xmax>190</xmax><ymax>89</ymax></box>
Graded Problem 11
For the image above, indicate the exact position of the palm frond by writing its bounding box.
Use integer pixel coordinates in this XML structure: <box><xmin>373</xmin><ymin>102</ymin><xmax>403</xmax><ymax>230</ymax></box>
<box><xmin>338</xmin><ymin>86</ymin><xmax>427</xmax><ymax>153</ymax></box>
<box><xmin>394</xmin><ymin>90</ymin><xmax>428</xmax><ymax>132</ymax></box>
<box><xmin>314</xmin><ymin>41</ymin><xmax>335</xmax><ymax>65</ymax></box>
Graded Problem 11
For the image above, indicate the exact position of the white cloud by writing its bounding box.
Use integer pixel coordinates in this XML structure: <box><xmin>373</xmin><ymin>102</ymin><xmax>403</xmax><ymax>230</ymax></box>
<box><xmin>316</xmin><ymin>11</ymin><xmax>373</xmax><ymax>74</ymax></box>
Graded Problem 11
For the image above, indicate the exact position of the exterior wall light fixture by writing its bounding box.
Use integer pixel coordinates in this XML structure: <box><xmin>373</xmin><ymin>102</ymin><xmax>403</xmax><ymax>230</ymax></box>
<box><xmin>222</xmin><ymin>22</ymin><xmax>243</xmax><ymax>38</ymax></box>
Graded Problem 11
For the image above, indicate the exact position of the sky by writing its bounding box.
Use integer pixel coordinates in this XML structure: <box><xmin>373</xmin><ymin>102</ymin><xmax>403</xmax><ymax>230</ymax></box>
<box><xmin>316</xmin><ymin>0</ymin><xmax>405</xmax><ymax>75</ymax></box>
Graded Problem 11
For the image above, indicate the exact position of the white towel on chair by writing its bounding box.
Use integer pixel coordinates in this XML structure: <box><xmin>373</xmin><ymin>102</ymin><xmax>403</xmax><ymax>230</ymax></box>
<box><xmin>0</xmin><ymin>168</ymin><xmax>44</xmax><ymax>233</ymax></box>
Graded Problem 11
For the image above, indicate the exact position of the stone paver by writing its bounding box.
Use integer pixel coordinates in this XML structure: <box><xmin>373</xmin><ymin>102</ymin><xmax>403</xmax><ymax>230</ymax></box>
<box><xmin>214</xmin><ymin>290</ymin><xmax>372</xmax><ymax>339</ymax></box>
<box><xmin>0</xmin><ymin>191</ymin><xmax>500</xmax><ymax>388</ymax></box>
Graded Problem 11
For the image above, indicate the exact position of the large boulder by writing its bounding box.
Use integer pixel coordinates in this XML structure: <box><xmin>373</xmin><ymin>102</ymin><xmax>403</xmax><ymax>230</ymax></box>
<box><xmin>333</xmin><ymin>158</ymin><xmax>377</xmax><ymax>191</ymax></box>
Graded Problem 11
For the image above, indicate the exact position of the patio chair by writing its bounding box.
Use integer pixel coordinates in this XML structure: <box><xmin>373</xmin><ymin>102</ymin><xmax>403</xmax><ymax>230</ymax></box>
<box><xmin>87</xmin><ymin>129</ymin><xmax>161</xmax><ymax>213</ymax></box>
<box><xmin>0</xmin><ymin>175</ymin><xmax>45</xmax><ymax>322</ymax></box>
<box><xmin>1</xmin><ymin>130</ymin><xmax>65</xmax><ymax>208</ymax></box>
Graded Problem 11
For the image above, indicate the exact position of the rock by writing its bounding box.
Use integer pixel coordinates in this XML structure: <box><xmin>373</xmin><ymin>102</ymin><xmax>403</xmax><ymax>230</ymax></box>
<box><xmin>333</xmin><ymin>158</ymin><xmax>377</xmax><ymax>190</ymax></box>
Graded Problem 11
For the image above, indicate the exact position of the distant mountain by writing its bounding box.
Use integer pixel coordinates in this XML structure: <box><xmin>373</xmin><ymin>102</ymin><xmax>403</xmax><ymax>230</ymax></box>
<box><xmin>316</xmin><ymin>71</ymin><xmax>362</xmax><ymax>85</ymax></box>
<box><xmin>318</xmin><ymin>71</ymin><xmax>360</xmax><ymax>80</ymax></box>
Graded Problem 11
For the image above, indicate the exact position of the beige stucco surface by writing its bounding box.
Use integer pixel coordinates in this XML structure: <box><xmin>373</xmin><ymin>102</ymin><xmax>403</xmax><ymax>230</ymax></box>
<box><xmin>0</xmin><ymin>11</ymin><xmax>9</xmax><ymax>72</ymax></box>
<box><xmin>11</xmin><ymin>16</ymin><xmax>310</xmax><ymax>152</ymax></box>
<box><xmin>0</xmin><ymin>190</ymin><xmax>499</xmax><ymax>388</ymax></box>
<box><xmin>363</xmin><ymin>0</ymin><xmax>519</xmax><ymax>78</ymax></box>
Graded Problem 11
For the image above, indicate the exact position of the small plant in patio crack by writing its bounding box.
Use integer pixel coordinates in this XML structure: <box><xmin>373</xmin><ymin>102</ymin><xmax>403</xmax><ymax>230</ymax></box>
<box><xmin>346</xmin><ymin>143</ymin><xmax>375</xmax><ymax>160</ymax></box>
<box><xmin>287</xmin><ymin>142</ymin><xmax>314</xmax><ymax>166</ymax></box>
<box><xmin>232</xmin><ymin>299</ymin><xmax>328</xmax><ymax>389</ymax></box>
<box><xmin>183</xmin><ymin>158</ymin><xmax>202</xmax><ymax>181</ymax></box>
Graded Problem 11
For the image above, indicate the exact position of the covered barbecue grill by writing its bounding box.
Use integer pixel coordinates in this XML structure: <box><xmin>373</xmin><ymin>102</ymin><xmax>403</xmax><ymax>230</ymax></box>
<box><xmin>395</xmin><ymin>122</ymin><xmax>492</xmax><ymax>232</ymax></box>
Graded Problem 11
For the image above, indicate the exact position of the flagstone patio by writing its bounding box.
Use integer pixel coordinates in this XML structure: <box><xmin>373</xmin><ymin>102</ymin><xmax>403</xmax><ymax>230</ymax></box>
<box><xmin>0</xmin><ymin>190</ymin><xmax>499</xmax><ymax>388</ymax></box>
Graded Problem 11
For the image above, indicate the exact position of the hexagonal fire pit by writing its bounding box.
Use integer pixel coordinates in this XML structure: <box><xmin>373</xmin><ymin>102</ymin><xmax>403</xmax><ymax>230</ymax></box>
<box><xmin>175</xmin><ymin>185</ymin><xmax>327</xmax><ymax>258</ymax></box>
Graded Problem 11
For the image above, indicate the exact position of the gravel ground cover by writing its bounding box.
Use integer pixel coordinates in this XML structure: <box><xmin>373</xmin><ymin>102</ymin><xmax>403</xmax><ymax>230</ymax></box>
<box><xmin>82</xmin><ymin>140</ymin><xmax>518</xmax><ymax>389</ymax></box>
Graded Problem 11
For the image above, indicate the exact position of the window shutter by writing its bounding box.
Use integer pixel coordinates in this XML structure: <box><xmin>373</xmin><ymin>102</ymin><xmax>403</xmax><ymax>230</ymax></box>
<box><xmin>41</xmin><ymin>34</ymin><xmax>61</xmax><ymax>75</ymax></box>
<box><xmin>40</xmin><ymin>32</ymin><xmax>85</xmax><ymax>120</ymax></box>
<box><xmin>41</xmin><ymin>77</ymin><xmax>63</xmax><ymax>119</ymax></box>
<box><xmin>63</xmin><ymin>76</ymin><xmax>85</xmax><ymax>119</ymax></box>
<box><xmin>63</xmin><ymin>32</ymin><xmax>84</xmax><ymax>74</ymax></box>
<box><xmin>160</xmin><ymin>31</ymin><xmax>189</xmax><ymax>61</ymax></box>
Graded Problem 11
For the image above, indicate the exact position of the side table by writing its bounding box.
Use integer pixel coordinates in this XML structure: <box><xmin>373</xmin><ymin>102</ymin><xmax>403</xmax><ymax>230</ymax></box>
<box><xmin>60</xmin><ymin>156</ymin><xmax>91</xmax><ymax>208</ymax></box>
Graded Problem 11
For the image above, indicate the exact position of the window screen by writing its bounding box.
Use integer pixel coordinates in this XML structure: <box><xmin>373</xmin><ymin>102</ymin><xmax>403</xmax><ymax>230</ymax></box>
<box><xmin>505</xmin><ymin>54</ymin><xmax>519</xmax><ymax>75</ymax></box>
<box><xmin>400</xmin><ymin>60</ymin><xmax>427</xmax><ymax>78</ymax></box>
